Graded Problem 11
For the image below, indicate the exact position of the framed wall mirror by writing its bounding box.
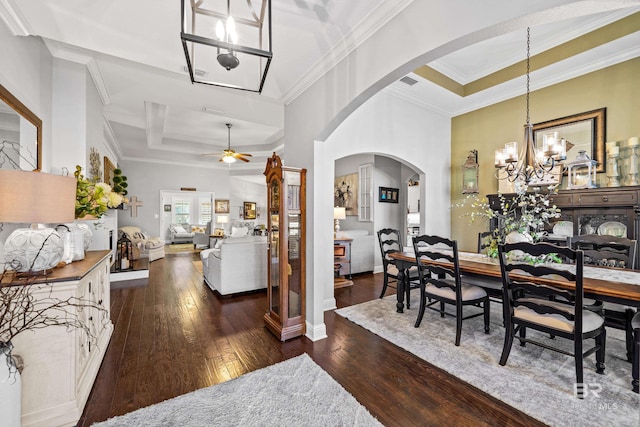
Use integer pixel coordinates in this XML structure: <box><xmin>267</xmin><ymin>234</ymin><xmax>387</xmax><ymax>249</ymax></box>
<box><xmin>0</xmin><ymin>84</ymin><xmax>42</xmax><ymax>171</ymax></box>
<box><xmin>243</xmin><ymin>201</ymin><xmax>256</xmax><ymax>219</ymax></box>
<box><xmin>533</xmin><ymin>108</ymin><xmax>606</xmax><ymax>173</ymax></box>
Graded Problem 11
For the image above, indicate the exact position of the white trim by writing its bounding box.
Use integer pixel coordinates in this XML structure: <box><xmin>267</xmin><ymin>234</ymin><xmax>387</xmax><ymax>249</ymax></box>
<box><xmin>0</xmin><ymin>0</ymin><xmax>30</xmax><ymax>36</ymax></box>
<box><xmin>110</xmin><ymin>269</ymin><xmax>149</xmax><ymax>282</ymax></box>
<box><xmin>305</xmin><ymin>321</ymin><xmax>328</xmax><ymax>342</ymax></box>
<box><xmin>281</xmin><ymin>0</ymin><xmax>414</xmax><ymax>105</ymax></box>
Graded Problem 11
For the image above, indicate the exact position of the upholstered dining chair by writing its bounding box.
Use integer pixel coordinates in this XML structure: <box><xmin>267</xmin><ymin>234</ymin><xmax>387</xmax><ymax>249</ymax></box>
<box><xmin>498</xmin><ymin>242</ymin><xmax>606</xmax><ymax>397</ymax></box>
<box><xmin>569</xmin><ymin>234</ymin><xmax>638</xmax><ymax>362</ymax></box>
<box><xmin>377</xmin><ymin>228</ymin><xmax>419</xmax><ymax>304</ymax></box>
<box><xmin>412</xmin><ymin>234</ymin><xmax>490</xmax><ymax>346</ymax></box>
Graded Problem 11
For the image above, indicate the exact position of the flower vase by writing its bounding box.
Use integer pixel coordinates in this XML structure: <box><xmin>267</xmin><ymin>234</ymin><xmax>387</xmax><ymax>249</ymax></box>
<box><xmin>0</xmin><ymin>342</ymin><xmax>21</xmax><ymax>427</ymax></box>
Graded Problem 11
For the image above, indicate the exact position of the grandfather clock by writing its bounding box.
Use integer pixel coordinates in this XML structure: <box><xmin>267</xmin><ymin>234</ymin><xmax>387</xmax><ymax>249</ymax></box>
<box><xmin>263</xmin><ymin>153</ymin><xmax>306</xmax><ymax>341</ymax></box>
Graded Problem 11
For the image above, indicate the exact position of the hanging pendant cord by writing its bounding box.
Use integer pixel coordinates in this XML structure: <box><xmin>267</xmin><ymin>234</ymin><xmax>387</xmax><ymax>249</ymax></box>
<box><xmin>526</xmin><ymin>27</ymin><xmax>530</xmax><ymax>126</ymax></box>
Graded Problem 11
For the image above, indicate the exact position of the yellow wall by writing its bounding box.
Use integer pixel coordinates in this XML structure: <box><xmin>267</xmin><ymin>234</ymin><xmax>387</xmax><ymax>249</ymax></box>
<box><xmin>451</xmin><ymin>57</ymin><xmax>640</xmax><ymax>252</ymax></box>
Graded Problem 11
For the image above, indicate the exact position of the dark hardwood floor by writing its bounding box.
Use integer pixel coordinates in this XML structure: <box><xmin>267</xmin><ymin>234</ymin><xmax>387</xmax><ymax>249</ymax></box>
<box><xmin>78</xmin><ymin>252</ymin><xmax>542</xmax><ymax>426</ymax></box>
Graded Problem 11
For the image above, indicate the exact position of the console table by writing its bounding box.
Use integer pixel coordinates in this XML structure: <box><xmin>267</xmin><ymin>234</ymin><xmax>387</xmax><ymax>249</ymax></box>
<box><xmin>334</xmin><ymin>238</ymin><xmax>353</xmax><ymax>288</ymax></box>
<box><xmin>10</xmin><ymin>250</ymin><xmax>113</xmax><ymax>427</ymax></box>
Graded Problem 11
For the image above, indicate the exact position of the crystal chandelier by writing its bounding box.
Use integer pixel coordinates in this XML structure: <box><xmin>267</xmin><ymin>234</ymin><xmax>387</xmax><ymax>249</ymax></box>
<box><xmin>494</xmin><ymin>28</ymin><xmax>566</xmax><ymax>184</ymax></box>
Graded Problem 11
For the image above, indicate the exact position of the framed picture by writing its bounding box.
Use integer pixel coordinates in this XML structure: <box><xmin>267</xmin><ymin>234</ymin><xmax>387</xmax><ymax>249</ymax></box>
<box><xmin>104</xmin><ymin>156</ymin><xmax>115</xmax><ymax>186</ymax></box>
<box><xmin>379</xmin><ymin>187</ymin><xmax>399</xmax><ymax>203</ymax></box>
<box><xmin>334</xmin><ymin>172</ymin><xmax>359</xmax><ymax>216</ymax></box>
<box><xmin>244</xmin><ymin>201</ymin><xmax>257</xmax><ymax>219</ymax></box>
<box><xmin>164</xmin><ymin>204</ymin><xmax>171</xmax><ymax>212</ymax></box>
<box><xmin>212</xmin><ymin>228</ymin><xmax>224</xmax><ymax>237</ymax></box>
<box><xmin>215</xmin><ymin>199</ymin><xmax>229</xmax><ymax>213</ymax></box>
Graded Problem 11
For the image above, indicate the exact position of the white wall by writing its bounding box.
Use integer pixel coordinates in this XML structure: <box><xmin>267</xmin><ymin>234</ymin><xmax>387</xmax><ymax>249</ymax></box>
<box><xmin>288</xmin><ymin>2</ymin><xmax>593</xmax><ymax>340</ymax></box>
<box><xmin>316</xmin><ymin>90</ymin><xmax>450</xmax><ymax>319</ymax></box>
<box><xmin>229</xmin><ymin>179</ymin><xmax>267</xmax><ymax>229</ymax></box>
<box><xmin>118</xmin><ymin>160</ymin><xmax>231</xmax><ymax>238</ymax></box>
<box><xmin>335</xmin><ymin>153</ymin><xmax>375</xmax><ymax>234</ymax></box>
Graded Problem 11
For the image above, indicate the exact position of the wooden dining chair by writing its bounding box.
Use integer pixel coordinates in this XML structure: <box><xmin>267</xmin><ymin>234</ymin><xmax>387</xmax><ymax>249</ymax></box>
<box><xmin>377</xmin><ymin>228</ymin><xmax>419</xmax><ymax>304</ymax></box>
<box><xmin>412</xmin><ymin>234</ymin><xmax>490</xmax><ymax>346</ymax></box>
<box><xmin>568</xmin><ymin>234</ymin><xmax>638</xmax><ymax>362</ymax></box>
<box><xmin>498</xmin><ymin>242</ymin><xmax>606</xmax><ymax>397</ymax></box>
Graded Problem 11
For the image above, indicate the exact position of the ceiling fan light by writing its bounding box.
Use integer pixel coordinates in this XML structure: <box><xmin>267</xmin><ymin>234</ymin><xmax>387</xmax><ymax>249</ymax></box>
<box><xmin>222</xmin><ymin>154</ymin><xmax>236</xmax><ymax>163</ymax></box>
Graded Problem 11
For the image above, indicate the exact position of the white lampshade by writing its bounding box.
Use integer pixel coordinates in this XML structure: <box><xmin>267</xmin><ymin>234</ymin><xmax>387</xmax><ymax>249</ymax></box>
<box><xmin>217</xmin><ymin>215</ymin><xmax>229</xmax><ymax>224</ymax></box>
<box><xmin>333</xmin><ymin>207</ymin><xmax>346</xmax><ymax>220</ymax></box>
<box><xmin>0</xmin><ymin>170</ymin><xmax>76</xmax><ymax>273</ymax></box>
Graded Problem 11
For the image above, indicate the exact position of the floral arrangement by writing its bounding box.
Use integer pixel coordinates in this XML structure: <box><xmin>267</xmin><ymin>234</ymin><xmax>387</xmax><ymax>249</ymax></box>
<box><xmin>74</xmin><ymin>165</ymin><xmax>124</xmax><ymax>219</ymax></box>
<box><xmin>466</xmin><ymin>183</ymin><xmax>562</xmax><ymax>259</ymax></box>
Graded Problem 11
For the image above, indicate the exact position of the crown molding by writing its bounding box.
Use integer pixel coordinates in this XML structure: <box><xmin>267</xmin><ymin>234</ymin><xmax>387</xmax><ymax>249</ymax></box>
<box><xmin>103</xmin><ymin>117</ymin><xmax>123</xmax><ymax>160</ymax></box>
<box><xmin>281</xmin><ymin>0</ymin><xmax>414</xmax><ymax>105</ymax></box>
<box><xmin>384</xmin><ymin>85</ymin><xmax>452</xmax><ymax>117</ymax></box>
<box><xmin>43</xmin><ymin>39</ymin><xmax>112</xmax><ymax>105</ymax></box>
<box><xmin>0</xmin><ymin>0</ymin><xmax>30</xmax><ymax>36</ymax></box>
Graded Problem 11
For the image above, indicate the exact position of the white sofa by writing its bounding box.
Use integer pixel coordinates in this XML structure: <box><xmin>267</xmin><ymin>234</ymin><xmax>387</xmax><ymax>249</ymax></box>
<box><xmin>200</xmin><ymin>235</ymin><xmax>267</xmax><ymax>295</ymax></box>
<box><xmin>335</xmin><ymin>229</ymin><xmax>375</xmax><ymax>274</ymax></box>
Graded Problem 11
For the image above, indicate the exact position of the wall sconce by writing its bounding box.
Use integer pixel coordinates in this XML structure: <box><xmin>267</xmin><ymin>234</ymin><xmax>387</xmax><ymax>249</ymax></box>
<box><xmin>462</xmin><ymin>150</ymin><xmax>479</xmax><ymax>194</ymax></box>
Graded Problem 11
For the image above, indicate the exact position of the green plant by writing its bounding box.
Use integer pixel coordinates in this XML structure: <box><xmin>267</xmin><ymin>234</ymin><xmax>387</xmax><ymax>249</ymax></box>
<box><xmin>112</xmin><ymin>168</ymin><xmax>128</xmax><ymax>197</ymax></box>
<box><xmin>74</xmin><ymin>165</ymin><xmax>123</xmax><ymax>219</ymax></box>
<box><xmin>464</xmin><ymin>184</ymin><xmax>562</xmax><ymax>259</ymax></box>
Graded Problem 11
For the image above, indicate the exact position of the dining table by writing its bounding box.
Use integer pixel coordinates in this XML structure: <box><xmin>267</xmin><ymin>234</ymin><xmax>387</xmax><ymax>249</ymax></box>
<box><xmin>389</xmin><ymin>251</ymin><xmax>640</xmax><ymax>314</ymax></box>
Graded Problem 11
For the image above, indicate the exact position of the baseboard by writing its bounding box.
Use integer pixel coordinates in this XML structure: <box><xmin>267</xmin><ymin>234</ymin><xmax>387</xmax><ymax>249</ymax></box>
<box><xmin>110</xmin><ymin>269</ymin><xmax>149</xmax><ymax>282</ymax></box>
<box><xmin>305</xmin><ymin>321</ymin><xmax>327</xmax><ymax>341</ymax></box>
<box><xmin>324</xmin><ymin>297</ymin><xmax>337</xmax><ymax>311</ymax></box>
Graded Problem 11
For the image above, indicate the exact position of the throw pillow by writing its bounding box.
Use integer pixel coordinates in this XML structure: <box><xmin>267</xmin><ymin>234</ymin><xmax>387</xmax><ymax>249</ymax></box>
<box><xmin>172</xmin><ymin>224</ymin><xmax>188</xmax><ymax>234</ymax></box>
<box><xmin>230</xmin><ymin>226</ymin><xmax>248</xmax><ymax>237</ymax></box>
<box><xmin>192</xmin><ymin>226</ymin><xmax>205</xmax><ymax>233</ymax></box>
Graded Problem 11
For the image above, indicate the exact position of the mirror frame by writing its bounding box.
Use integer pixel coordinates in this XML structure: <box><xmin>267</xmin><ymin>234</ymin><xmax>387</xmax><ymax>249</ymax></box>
<box><xmin>243</xmin><ymin>201</ymin><xmax>257</xmax><ymax>219</ymax></box>
<box><xmin>533</xmin><ymin>107</ymin><xmax>606</xmax><ymax>174</ymax></box>
<box><xmin>0</xmin><ymin>83</ymin><xmax>42</xmax><ymax>171</ymax></box>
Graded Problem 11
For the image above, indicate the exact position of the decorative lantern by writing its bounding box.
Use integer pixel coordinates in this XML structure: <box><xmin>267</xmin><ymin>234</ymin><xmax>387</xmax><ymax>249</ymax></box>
<box><xmin>116</xmin><ymin>234</ymin><xmax>133</xmax><ymax>271</ymax></box>
<box><xmin>566</xmin><ymin>150</ymin><xmax>597</xmax><ymax>189</ymax></box>
<box><xmin>462</xmin><ymin>150</ymin><xmax>479</xmax><ymax>194</ymax></box>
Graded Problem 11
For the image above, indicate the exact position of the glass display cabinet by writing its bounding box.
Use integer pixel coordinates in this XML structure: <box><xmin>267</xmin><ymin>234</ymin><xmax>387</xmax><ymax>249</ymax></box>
<box><xmin>263</xmin><ymin>153</ymin><xmax>306</xmax><ymax>341</ymax></box>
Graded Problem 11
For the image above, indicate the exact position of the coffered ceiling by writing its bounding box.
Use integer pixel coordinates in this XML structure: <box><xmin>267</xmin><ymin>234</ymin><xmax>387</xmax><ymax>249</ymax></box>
<box><xmin>1</xmin><ymin>1</ymin><xmax>639</xmax><ymax>174</ymax></box>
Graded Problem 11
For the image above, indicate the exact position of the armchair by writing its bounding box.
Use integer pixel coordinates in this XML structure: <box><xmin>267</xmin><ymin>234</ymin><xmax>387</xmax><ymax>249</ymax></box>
<box><xmin>192</xmin><ymin>221</ymin><xmax>212</xmax><ymax>249</ymax></box>
<box><xmin>119</xmin><ymin>226</ymin><xmax>165</xmax><ymax>262</ymax></box>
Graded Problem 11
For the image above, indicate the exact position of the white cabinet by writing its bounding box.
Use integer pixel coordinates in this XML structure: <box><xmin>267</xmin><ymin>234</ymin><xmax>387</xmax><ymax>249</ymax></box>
<box><xmin>13</xmin><ymin>251</ymin><xmax>113</xmax><ymax>427</ymax></box>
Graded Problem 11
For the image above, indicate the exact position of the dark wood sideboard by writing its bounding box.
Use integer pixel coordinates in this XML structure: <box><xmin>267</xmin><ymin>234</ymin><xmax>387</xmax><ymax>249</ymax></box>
<box><xmin>487</xmin><ymin>186</ymin><xmax>640</xmax><ymax>267</ymax></box>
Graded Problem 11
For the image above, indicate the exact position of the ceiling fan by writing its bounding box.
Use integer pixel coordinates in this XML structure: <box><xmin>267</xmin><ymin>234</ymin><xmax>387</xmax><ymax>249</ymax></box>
<box><xmin>203</xmin><ymin>123</ymin><xmax>253</xmax><ymax>163</ymax></box>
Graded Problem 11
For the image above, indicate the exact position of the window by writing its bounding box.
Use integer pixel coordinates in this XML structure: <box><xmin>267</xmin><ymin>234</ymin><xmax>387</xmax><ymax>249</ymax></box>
<box><xmin>199</xmin><ymin>198</ymin><xmax>212</xmax><ymax>224</ymax></box>
<box><xmin>358</xmin><ymin>163</ymin><xmax>373</xmax><ymax>222</ymax></box>
<box><xmin>174</xmin><ymin>200</ymin><xmax>191</xmax><ymax>224</ymax></box>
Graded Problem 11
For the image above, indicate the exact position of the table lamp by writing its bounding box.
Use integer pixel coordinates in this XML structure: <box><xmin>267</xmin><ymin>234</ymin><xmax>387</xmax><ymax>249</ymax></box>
<box><xmin>0</xmin><ymin>170</ymin><xmax>76</xmax><ymax>273</ymax></box>
<box><xmin>217</xmin><ymin>214</ymin><xmax>229</xmax><ymax>236</ymax></box>
<box><xmin>334</xmin><ymin>207</ymin><xmax>346</xmax><ymax>237</ymax></box>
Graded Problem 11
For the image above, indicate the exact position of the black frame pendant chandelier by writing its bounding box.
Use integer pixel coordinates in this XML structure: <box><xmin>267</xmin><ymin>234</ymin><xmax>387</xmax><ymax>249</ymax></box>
<box><xmin>180</xmin><ymin>0</ymin><xmax>273</xmax><ymax>93</ymax></box>
<box><xmin>494</xmin><ymin>27</ymin><xmax>566</xmax><ymax>185</ymax></box>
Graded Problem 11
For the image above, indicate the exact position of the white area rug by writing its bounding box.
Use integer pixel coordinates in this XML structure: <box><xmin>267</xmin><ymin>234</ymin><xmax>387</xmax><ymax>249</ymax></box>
<box><xmin>336</xmin><ymin>291</ymin><xmax>640</xmax><ymax>427</ymax></box>
<box><xmin>92</xmin><ymin>353</ymin><xmax>381</xmax><ymax>427</ymax></box>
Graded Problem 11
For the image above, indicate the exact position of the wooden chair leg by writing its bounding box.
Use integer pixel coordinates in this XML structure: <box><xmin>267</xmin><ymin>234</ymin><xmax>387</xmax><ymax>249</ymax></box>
<box><xmin>595</xmin><ymin>329</ymin><xmax>606</xmax><ymax>374</ymax></box>
<box><xmin>379</xmin><ymin>274</ymin><xmax>389</xmax><ymax>299</ymax></box>
<box><xmin>575</xmin><ymin>337</ymin><xmax>584</xmax><ymax>399</ymax></box>
<box><xmin>632</xmin><ymin>326</ymin><xmax>639</xmax><ymax>393</ymax></box>
<box><xmin>624</xmin><ymin>308</ymin><xmax>635</xmax><ymax>362</ymax></box>
<box><xmin>414</xmin><ymin>285</ymin><xmax>427</xmax><ymax>328</ymax></box>
<box><xmin>439</xmin><ymin>301</ymin><xmax>445</xmax><ymax>317</ymax></box>
<box><xmin>483</xmin><ymin>297</ymin><xmax>490</xmax><ymax>334</ymax></box>
<box><xmin>518</xmin><ymin>325</ymin><xmax>527</xmax><ymax>347</ymax></box>
<box><xmin>499</xmin><ymin>324</ymin><xmax>514</xmax><ymax>366</ymax></box>
<box><xmin>454</xmin><ymin>306</ymin><xmax>462</xmax><ymax>346</ymax></box>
